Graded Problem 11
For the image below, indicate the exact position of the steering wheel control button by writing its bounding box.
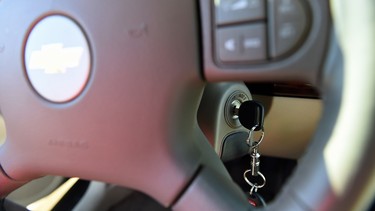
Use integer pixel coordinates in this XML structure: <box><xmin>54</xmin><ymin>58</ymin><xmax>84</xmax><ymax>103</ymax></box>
<box><xmin>217</xmin><ymin>24</ymin><xmax>266</xmax><ymax>63</ymax></box>
<box><xmin>216</xmin><ymin>0</ymin><xmax>266</xmax><ymax>25</ymax></box>
<box><xmin>268</xmin><ymin>0</ymin><xmax>309</xmax><ymax>58</ymax></box>
<box><xmin>24</xmin><ymin>15</ymin><xmax>91</xmax><ymax>103</ymax></box>
<box><xmin>211</xmin><ymin>0</ymin><xmax>310</xmax><ymax>68</ymax></box>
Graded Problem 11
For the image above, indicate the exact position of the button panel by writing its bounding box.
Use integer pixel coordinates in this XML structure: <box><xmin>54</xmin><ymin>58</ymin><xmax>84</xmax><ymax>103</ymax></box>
<box><xmin>217</xmin><ymin>24</ymin><xmax>266</xmax><ymax>62</ymax></box>
<box><xmin>268</xmin><ymin>0</ymin><xmax>309</xmax><ymax>58</ymax></box>
<box><xmin>214</xmin><ymin>0</ymin><xmax>310</xmax><ymax>64</ymax></box>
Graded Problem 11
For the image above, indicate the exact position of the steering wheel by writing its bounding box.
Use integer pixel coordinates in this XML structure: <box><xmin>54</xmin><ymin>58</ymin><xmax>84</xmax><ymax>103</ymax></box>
<box><xmin>1</xmin><ymin>0</ymin><xmax>374</xmax><ymax>210</ymax></box>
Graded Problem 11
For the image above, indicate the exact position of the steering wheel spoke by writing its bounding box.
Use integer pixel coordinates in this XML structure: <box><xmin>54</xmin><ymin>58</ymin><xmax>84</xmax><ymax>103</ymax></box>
<box><xmin>0</xmin><ymin>0</ymin><xmax>225</xmax><ymax>206</ymax></box>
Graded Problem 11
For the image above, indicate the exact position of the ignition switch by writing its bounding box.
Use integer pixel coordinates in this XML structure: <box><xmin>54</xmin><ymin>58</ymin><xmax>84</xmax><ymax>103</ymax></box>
<box><xmin>224</xmin><ymin>91</ymin><xmax>250</xmax><ymax>128</ymax></box>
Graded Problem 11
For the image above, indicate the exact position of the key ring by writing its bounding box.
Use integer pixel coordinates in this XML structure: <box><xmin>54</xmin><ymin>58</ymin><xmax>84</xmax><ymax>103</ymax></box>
<box><xmin>243</xmin><ymin>170</ymin><xmax>266</xmax><ymax>191</ymax></box>
<box><xmin>250</xmin><ymin>185</ymin><xmax>258</xmax><ymax>195</ymax></box>
<box><xmin>246</xmin><ymin>125</ymin><xmax>265</xmax><ymax>149</ymax></box>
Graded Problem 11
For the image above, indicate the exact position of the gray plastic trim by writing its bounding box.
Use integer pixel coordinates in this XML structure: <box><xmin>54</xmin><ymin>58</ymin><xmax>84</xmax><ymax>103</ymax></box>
<box><xmin>197</xmin><ymin>82</ymin><xmax>251</xmax><ymax>156</ymax></box>
<box><xmin>172</xmin><ymin>165</ymin><xmax>249</xmax><ymax>211</ymax></box>
<box><xmin>7</xmin><ymin>176</ymin><xmax>65</xmax><ymax>207</ymax></box>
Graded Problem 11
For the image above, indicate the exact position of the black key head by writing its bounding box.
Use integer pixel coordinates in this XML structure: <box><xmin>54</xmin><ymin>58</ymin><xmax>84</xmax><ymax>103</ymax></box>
<box><xmin>238</xmin><ymin>100</ymin><xmax>265</xmax><ymax>131</ymax></box>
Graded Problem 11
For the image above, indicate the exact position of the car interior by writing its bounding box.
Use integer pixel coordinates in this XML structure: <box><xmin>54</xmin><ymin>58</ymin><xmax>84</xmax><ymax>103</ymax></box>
<box><xmin>0</xmin><ymin>0</ymin><xmax>375</xmax><ymax>210</ymax></box>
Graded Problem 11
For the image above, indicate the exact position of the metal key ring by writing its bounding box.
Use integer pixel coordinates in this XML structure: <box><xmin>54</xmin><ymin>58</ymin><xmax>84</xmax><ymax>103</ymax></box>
<box><xmin>246</xmin><ymin>125</ymin><xmax>265</xmax><ymax>149</ymax></box>
<box><xmin>243</xmin><ymin>170</ymin><xmax>266</xmax><ymax>189</ymax></box>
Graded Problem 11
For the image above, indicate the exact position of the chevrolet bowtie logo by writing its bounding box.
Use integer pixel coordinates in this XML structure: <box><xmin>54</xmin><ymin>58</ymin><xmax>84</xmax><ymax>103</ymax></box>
<box><xmin>28</xmin><ymin>43</ymin><xmax>84</xmax><ymax>74</ymax></box>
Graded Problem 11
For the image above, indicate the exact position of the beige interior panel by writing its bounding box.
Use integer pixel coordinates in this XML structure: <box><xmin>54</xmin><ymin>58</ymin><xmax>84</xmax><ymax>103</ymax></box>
<box><xmin>0</xmin><ymin>115</ymin><xmax>5</xmax><ymax>145</ymax></box>
<box><xmin>254</xmin><ymin>95</ymin><xmax>323</xmax><ymax>159</ymax></box>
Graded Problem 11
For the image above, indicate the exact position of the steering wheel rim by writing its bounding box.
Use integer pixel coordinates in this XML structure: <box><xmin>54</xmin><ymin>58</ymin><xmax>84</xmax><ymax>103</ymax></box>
<box><xmin>267</xmin><ymin>0</ymin><xmax>375</xmax><ymax>210</ymax></box>
<box><xmin>1</xmin><ymin>0</ymin><xmax>374</xmax><ymax>210</ymax></box>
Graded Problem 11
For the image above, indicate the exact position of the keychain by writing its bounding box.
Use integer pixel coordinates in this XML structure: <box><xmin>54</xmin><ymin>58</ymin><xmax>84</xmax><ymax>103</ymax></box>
<box><xmin>243</xmin><ymin>125</ymin><xmax>266</xmax><ymax>207</ymax></box>
<box><xmin>238</xmin><ymin>101</ymin><xmax>267</xmax><ymax>207</ymax></box>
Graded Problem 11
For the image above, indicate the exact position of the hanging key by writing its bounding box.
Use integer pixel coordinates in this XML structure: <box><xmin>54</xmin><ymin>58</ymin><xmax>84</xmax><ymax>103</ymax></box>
<box><xmin>238</xmin><ymin>100</ymin><xmax>265</xmax><ymax>176</ymax></box>
<box><xmin>219</xmin><ymin>100</ymin><xmax>265</xmax><ymax>162</ymax></box>
<box><xmin>239</xmin><ymin>100</ymin><xmax>267</xmax><ymax>207</ymax></box>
